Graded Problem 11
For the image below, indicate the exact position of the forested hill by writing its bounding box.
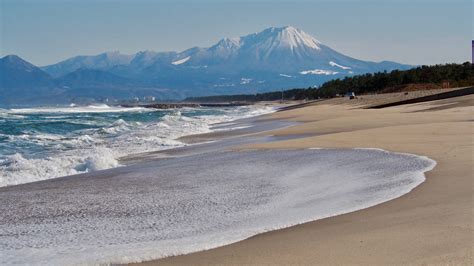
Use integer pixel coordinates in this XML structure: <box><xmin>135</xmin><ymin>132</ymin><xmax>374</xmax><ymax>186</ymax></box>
<box><xmin>185</xmin><ymin>62</ymin><xmax>473</xmax><ymax>102</ymax></box>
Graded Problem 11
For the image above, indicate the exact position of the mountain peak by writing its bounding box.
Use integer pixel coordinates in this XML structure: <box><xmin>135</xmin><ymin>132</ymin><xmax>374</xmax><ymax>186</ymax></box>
<box><xmin>1</xmin><ymin>54</ymin><xmax>38</xmax><ymax>69</ymax></box>
<box><xmin>262</xmin><ymin>26</ymin><xmax>322</xmax><ymax>50</ymax></box>
<box><xmin>2</xmin><ymin>54</ymin><xmax>26</xmax><ymax>63</ymax></box>
<box><xmin>211</xmin><ymin>37</ymin><xmax>241</xmax><ymax>53</ymax></box>
<box><xmin>100</xmin><ymin>51</ymin><xmax>133</xmax><ymax>62</ymax></box>
<box><xmin>272</xmin><ymin>25</ymin><xmax>297</xmax><ymax>31</ymax></box>
<box><xmin>103</xmin><ymin>51</ymin><xmax>122</xmax><ymax>57</ymax></box>
<box><xmin>134</xmin><ymin>50</ymin><xmax>159</xmax><ymax>59</ymax></box>
<box><xmin>2</xmin><ymin>54</ymin><xmax>20</xmax><ymax>59</ymax></box>
<box><xmin>0</xmin><ymin>54</ymin><xmax>54</xmax><ymax>89</ymax></box>
<box><xmin>216</xmin><ymin>37</ymin><xmax>241</xmax><ymax>48</ymax></box>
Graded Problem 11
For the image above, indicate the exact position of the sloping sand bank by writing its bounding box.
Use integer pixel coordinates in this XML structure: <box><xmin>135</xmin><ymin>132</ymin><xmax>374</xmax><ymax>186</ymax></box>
<box><xmin>145</xmin><ymin>94</ymin><xmax>473</xmax><ymax>265</ymax></box>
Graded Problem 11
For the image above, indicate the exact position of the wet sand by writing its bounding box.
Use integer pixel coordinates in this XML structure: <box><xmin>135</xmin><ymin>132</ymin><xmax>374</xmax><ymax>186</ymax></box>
<box><xmin>140</xmin><ymin>93</ymin><xmax>473</xmax><ymax>265</ymax></box>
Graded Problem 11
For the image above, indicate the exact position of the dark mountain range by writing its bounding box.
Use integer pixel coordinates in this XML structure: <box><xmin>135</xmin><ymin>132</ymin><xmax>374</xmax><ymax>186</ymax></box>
<box><xmin>0</xmin><ymin>55</ymin><xmax>55</xmax><ymax>88</ymax></box>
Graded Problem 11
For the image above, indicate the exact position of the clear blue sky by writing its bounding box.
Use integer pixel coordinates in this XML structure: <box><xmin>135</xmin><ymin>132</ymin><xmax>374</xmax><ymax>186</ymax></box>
<box><xmin>1</xmin><ymin>0</ymin><xmax>471</xmax><ymax>66</ymax></box>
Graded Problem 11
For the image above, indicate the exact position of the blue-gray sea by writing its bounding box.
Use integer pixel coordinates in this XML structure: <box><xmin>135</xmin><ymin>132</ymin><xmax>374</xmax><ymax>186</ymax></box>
<box><xmin>0</xmin><ymin>104</ymin><xmax>274</xmax><ymax>186</ymax></box>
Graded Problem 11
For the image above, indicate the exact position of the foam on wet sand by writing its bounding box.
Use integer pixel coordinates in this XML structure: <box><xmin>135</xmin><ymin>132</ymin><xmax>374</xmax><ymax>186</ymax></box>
<box><xmin>0</xmin><ymin>148</ymin><xmax>435</xmax><ymax>265</ymax></box>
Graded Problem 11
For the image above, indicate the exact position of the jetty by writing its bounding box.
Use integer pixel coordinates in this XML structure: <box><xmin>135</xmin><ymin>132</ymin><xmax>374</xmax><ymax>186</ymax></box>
<box><xmin>120</xmin><ymin>102</ymin><xmax>251</xmax><ymax>110</ymax></box>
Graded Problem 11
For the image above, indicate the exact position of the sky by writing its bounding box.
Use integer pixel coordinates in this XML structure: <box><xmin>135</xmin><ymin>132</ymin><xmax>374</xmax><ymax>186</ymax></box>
<box><xmin>1</xmin><ymin>0</ymin><xmax>471</xmax><ymax>66</ymax></box>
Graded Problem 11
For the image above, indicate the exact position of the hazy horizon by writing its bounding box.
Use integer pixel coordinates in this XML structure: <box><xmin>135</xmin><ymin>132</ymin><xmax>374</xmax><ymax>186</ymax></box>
<box><xmin>1</xmin><ymin>0</ymin><xmax>471</xmax><ymax>66</ymax></box>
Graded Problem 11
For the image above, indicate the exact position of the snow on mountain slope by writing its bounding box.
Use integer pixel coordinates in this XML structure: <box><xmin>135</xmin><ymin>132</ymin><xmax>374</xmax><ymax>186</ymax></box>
<box><xmin>171</xmin><ymin>56</ymin><xmax>191</xmax><ymax>65</ymax></box>
<box><xmin>329</xmin><ymin>61</ymin><xmax>351</xmax><ymax>70</ymax></box>
<box><xmin>232</xmin><ymin>26</ymin><xmax>324</xmax><ymax>64</ymax></box>
<box><xmin>243</xmin><ymin>26</ymin><xmax>321</xmax><ymax>51</ymax></box>
<box><xmin>300</xmin><ymin>69</ymin><xmax>339</xmax><ymax>75</ymax></box>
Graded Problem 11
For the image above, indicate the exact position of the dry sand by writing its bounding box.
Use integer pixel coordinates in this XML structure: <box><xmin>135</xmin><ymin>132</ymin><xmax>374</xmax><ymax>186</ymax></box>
<box><xmin>137</xmin><ymin>93</ymin><xmax>473</xmax><ymax>265</ymax></box>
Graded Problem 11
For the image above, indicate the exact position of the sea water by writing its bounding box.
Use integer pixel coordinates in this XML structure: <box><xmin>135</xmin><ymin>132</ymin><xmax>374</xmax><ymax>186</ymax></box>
<box><xmin>0</xmin><ymin>149</ymin><xmax>435</xmax><ymax>265</ymax></box>
<box><xmin>0</xmin><ymin>104</ymin><xmax>274</xmax><ymax>187</ymax></box>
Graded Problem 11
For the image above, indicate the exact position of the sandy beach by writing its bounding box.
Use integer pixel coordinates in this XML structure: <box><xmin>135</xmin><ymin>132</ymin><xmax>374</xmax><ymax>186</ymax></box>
<box><xmin>140</xmin><ymin>92</ymin><xmax>473</xmax><ymax>265</ymax></box>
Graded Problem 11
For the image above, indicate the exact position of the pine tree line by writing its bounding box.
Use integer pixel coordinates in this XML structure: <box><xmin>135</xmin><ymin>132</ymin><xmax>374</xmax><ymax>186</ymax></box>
<box><xmin>185</xmin><ymin>62</ymin><xmax>473</xmax><ymax>102</ymax></box>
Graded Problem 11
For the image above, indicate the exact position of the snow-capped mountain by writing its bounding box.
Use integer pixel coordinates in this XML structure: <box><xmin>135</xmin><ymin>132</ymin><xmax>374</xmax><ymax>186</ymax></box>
<box><xmin>2</xmin><ymin>26</ymin><xmax>413</xmax><ymax>103</ymax></box>
<box><xmin>41</xmin><ymin>26</ymin><xmax>411</xmax><ymax>89</ymax></box>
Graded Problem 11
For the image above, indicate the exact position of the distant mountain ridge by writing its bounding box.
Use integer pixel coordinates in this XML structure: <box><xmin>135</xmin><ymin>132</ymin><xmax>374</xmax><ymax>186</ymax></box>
<box><xmin>0</xmin><ymin>55</ymin><xmax>54</xmax><ymax>88</ymax></box>
<box><xmin>1</xmin><ymin>26</ymin><xmax>413</xmax><ymax>105</ymax></box>
<box><xmin>0</xmin><ymin>55</ymin><xmax>66</xmax><ymax>105</ymax></box>
<box><xmin>42</xmin><ymin>51</ymin><xmax>134</xmax><ymax>78</ymax></box>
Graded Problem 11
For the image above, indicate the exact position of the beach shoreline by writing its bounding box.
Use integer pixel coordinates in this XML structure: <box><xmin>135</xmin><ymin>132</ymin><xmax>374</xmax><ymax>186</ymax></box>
<box><xmin>1</xmin><ymin>91</ymin><xmax>471</xmax><ymax>265</ymax></box>
<box><xmin>136</xmin><ymin>92</ymin><xmax>473</xmax><ymax>265</ymax></box>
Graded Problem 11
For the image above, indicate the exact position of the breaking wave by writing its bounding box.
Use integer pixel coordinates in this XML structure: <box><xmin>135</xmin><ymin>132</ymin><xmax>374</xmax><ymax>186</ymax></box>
<box><xmin>0</xmin><ymin>105</ymin><xmax>275</xmax><ymax>187</ymax></box>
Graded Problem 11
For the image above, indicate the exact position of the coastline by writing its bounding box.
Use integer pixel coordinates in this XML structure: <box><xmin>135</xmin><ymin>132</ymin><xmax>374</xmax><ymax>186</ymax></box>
<box><xmin>137</xmin><ymin>92</ymin><xmax>473</xmax><ymax>265</ymax></box>
<box><xmin>1</xmin><ymin>92</ymin><xmax>471</xmax><ymax>265</ymax></box>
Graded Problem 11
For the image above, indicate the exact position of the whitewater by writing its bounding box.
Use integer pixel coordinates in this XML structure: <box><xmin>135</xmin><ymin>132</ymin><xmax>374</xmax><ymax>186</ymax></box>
<box><xmin>0</xmin><ymin>104</ymin><xmax>274</xmax><ymax>187</ymax></box>
<box><xmin>1</xmin><ymin>148</ymin><xmax>435</xmax><ymax>265</ymax></box>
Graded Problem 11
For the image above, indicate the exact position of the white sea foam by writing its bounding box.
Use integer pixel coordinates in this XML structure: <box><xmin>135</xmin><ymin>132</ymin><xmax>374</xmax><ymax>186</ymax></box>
<box><xmin>9</xmin><ymin>104</ymin><xmax>150</xmax><ymax>114</ymax></box>
<box><xmin>0</xmin><ymin>147</ymin><xmax>120</xmax><ymax>187</ymax></box>
<box><xmin>0</xmin><ymin>105</ymin><xmax>276</xmax><ymax>187</ymax></box>
<box><xmin>0</xmin><ymin>149</ymin><xmax>436</xmax><ymax>265</ymax></box>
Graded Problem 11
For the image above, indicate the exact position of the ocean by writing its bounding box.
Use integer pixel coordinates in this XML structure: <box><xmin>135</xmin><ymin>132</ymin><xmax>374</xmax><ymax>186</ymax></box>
<box><xmin>0</xmin><ymin>104</ymin><xmax>274</xmax><ymax>187</ymax></box>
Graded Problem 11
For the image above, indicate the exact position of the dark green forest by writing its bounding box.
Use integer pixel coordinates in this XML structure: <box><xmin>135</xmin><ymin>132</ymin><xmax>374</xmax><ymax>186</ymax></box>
<box><xmin>185</xmin><ymin>62</ymin><xmax>473</xmax><ymax>102</ymax></box>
